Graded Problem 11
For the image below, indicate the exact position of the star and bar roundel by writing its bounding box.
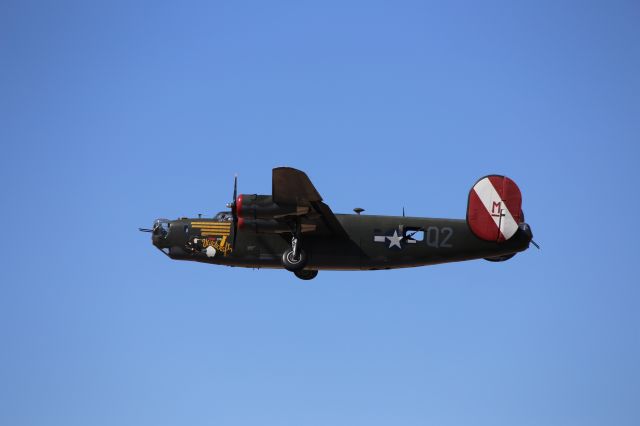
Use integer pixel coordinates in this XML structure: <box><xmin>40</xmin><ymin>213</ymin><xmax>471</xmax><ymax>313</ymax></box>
<box><xmin>467</xmin><ymin>175</ymin><xmax>523</xmax><ymax>242</ymax></box>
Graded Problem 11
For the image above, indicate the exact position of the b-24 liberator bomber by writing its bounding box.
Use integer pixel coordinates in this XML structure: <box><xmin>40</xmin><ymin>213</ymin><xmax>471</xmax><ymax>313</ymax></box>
<box><xmin>140</xmin><ymin>167</ymin><xmax>536</xmax><ymax>280</ymax></box>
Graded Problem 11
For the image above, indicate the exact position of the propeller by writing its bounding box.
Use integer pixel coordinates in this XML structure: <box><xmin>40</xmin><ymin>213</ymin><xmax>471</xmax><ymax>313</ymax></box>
<box><xmin>230</xmin><ymin>174</ymin><xmax>239</xmax><ymax>248</ymax></box>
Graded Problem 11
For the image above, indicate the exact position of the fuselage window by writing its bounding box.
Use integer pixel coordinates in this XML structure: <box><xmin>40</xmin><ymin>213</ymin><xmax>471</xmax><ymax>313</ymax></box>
<box><xmin>214</xmin><ymin>211</ymin><xmax>233</xmax><ymax>221</ymax></box>
<box><xmin>404</xmin><ymin>228</ymin><xmax>424</xmax><ymax>241</ymax></box>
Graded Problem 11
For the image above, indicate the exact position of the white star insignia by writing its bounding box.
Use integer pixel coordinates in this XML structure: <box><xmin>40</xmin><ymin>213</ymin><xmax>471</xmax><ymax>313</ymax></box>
<box><xmin>386</xmin><ymin>230</ymin><xmax>402</xmax><ymax>249</ymax></box>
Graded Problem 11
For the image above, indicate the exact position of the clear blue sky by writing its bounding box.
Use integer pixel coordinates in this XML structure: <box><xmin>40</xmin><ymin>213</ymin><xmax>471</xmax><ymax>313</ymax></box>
<box><xmin>1</xmin><ymin>1</ymin><xmax>638</xmax><ymax>425</ymax></box>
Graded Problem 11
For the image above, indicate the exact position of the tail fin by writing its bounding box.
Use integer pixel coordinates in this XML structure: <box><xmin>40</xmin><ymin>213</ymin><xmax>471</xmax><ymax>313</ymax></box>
<box><xmin>467</xmin><ymin>175</ymin><xmax>523</xmax><ymax>242</ymax></box>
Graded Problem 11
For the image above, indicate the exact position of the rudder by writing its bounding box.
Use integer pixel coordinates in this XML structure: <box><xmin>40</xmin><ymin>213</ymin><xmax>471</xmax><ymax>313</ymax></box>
<box><xmin>467</xmin><ymin>175</ymin><xmax>523</xmax><ymax>242</ymax></box>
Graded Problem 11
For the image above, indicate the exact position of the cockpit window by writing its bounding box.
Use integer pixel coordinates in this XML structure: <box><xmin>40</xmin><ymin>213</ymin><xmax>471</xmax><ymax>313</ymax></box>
<box><xmin>213</xmin><ymin>211</ymin><xmax>233</xmax><ymax>221</ymax></box>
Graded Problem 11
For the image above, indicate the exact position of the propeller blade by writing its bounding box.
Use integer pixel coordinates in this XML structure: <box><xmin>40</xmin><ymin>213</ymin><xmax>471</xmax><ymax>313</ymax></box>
<box><xmin>138</xmin><ymin>228</ymin><xmax>153</xmax><ymax>232</ymax></box>
<box><xmin>231</xmin><ymin>174</ymin><xmax>238</xmax><ymax>249</ymax></box>
<box><xmin>531</xmin><ymin>240</ymin><xmax>541</xmax><ymax>249</ymax></box>
<box><xmin>233</xmin><ymin>174</ymin><xmax>238</xmax><ymax>205</ymax></box>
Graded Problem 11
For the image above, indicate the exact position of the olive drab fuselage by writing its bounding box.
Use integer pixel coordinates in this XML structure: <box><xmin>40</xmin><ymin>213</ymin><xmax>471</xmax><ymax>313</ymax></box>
<box><xmin>151</xmin><ymin>213</ymin><xmax>532</xmax><ymax>271</ymax></box>
<box><xmin>143</xmin><ymin>167</ymin><xmax>534</xmax><ymax>279</ymax></box>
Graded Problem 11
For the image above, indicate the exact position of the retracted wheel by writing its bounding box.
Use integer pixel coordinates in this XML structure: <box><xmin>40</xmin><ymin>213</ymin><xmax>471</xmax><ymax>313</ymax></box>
<box><xmin>294</xmin><ymin>269</ymin><xmax>318</xmax><ymax>280</ymax></box>
<box><xmin>282</xmin><ymin>248</ymin><xmax>308</xmax><ymax>271</ymax></box>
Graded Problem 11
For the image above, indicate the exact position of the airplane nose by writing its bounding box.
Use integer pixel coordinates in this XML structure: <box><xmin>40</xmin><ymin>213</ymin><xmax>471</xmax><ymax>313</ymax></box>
<box><xmin>141</xmin><ymin>218</ymin><xmax>192</xmax><ymax>258</ymax></box>
<box><xmin>151</xmin><ymin>229</ymin><xmax>165</xmax><ymax>248</ymax></box>
<box><xmin>144</xmin><ymin>218</ymin><xmax>170</xmax><ymax>249</ymax></box>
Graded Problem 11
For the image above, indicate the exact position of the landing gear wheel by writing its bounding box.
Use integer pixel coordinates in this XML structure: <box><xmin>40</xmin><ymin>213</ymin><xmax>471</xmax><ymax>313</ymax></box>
<box><xmin>282</xmin><ymin>248</ymin><xmax>308</xmax><ymax>271</ymax></box>
<box><xmin>294</xmin><ymin>270</ymin><xmax>318</xmax><ymax>280</ymax></box>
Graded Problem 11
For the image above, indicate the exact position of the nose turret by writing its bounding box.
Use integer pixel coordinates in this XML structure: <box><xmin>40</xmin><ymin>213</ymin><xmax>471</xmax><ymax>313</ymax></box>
<box><xmin>146</xmin><ymin>218</ymin><xmax>192</xmax><ymax>259</ymax></box>
<box><xmin>148</xmin><ymin>218</ymin><xmax>169</xmax><ymax>248</ymax></box>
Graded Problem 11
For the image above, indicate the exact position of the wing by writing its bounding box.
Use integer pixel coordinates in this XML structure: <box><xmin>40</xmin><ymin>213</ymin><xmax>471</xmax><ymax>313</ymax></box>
<box><xmin>272</xmin><ymin>167</ymin><xmax>348</xmax><ymax>237</ymax></box>
<box><xmin>272</xmin><ymin>167</ymin><xmax>322</xmax><ymax>204</ymax></box>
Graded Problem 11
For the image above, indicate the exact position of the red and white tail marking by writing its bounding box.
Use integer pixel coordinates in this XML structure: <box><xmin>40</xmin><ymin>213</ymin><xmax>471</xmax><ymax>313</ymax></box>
<box><xmin>467</xmin><ymin>175</ymin><xmax>523</xmax><ymax>242</ymax></box>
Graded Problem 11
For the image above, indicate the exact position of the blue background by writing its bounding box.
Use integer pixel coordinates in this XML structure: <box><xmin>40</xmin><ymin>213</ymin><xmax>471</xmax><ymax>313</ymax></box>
<box><xmin>1</xmin><ymin>1</ymin><xmax>638</xmax><ymax>425</ymax></box>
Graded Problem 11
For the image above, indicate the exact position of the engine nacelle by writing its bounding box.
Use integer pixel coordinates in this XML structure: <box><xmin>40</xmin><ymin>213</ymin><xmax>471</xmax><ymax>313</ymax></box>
<box><xmin>237</xmin><ymin>194</ymin><xmax>309</xmax><ymax>220</ymax></box>
<box><xmin>238</xmin><ymin>218</ymin><xmax>291</xmax><ymax>234</ymax></box>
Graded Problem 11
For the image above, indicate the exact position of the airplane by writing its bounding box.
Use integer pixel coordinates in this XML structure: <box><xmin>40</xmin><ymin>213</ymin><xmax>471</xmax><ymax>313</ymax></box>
<box><xmin>140</xmin><ymin>167</ymin><xmax>536</xmax><ymax>280</ymax></box>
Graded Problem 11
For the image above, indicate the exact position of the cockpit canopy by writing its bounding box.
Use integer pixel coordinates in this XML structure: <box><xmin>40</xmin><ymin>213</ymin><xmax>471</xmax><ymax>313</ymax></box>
<box><xmin>213</xmin><ymin>211</ymin><xmax>233</xmax><ymax>222</ymax></box>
